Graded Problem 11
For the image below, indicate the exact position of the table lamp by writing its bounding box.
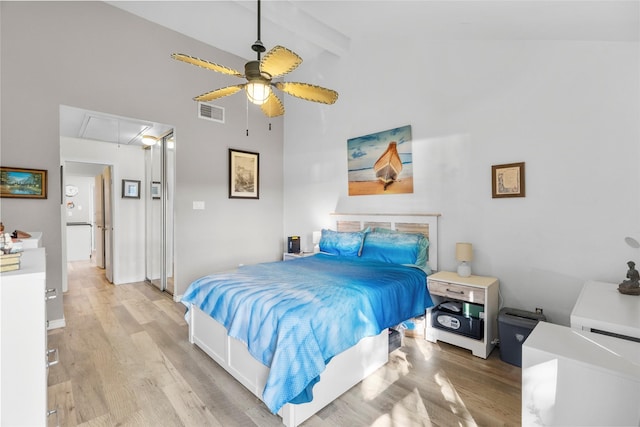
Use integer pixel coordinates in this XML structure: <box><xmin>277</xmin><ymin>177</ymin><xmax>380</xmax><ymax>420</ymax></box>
<box><xmin>456</xmin><ymin>242</ymin><xmax>473</xmax><ymax>277</ymax></box>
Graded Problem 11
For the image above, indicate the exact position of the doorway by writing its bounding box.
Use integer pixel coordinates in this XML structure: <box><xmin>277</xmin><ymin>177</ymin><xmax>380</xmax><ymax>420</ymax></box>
<box><xmin>62</xmin><ymin>162</ymin><xmax>114</xmax><ymax>290</ymax></box>
<box><xmin>60</xmin><ymin>105</ymin><xmax>175</xmax><ymax>292</ymax></box>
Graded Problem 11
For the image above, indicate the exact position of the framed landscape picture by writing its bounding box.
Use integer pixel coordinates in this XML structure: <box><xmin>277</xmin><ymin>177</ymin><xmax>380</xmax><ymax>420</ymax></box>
<box><xmin>229</xmin><ymin>149</ymin><xmax>259</xmax><ymax>199</ymax></box>
<box><xmin>0</xmin><ymin>167</ymin><xmax>47</xmax><ymax>199</ymax></box>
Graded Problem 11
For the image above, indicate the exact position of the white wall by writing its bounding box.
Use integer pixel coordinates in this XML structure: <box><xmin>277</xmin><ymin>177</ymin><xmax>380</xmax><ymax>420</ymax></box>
<box><xmin>284</xmin><ymin>39</ymin><xmax>640</xmax><ymax>325</ymax></box>
<box><xmin>1</xmin><ymin>2</ymin><xmax>284</xmax><ymax>323</ymax></box>
<box><xmin>61</xmin><ymin>137</ymin><xmax>146</xmax><ymax>284</ymax></box>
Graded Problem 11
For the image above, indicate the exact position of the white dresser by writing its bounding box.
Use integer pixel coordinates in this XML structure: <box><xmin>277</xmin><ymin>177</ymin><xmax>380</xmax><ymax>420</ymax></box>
<box><xmin>0</xmin><ymin>248</ymin><xmax>57</xmax><ymax>426</ymax></box>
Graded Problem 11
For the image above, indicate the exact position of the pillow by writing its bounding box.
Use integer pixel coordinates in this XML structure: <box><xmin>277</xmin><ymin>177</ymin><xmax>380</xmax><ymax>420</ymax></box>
<box><xmin>373</xmin><ymin>228</ymin><xmax>429</xmax><ymax>266</ymax></box>
<box><xmin>361</xmin><ymin>230</ymin><xmax>429</xmax><ymax>267</ymax></box>
<box><xmin>319</xmin><ymin>229</ymin><xmax>367</xmax><ymax>257</ymax></box>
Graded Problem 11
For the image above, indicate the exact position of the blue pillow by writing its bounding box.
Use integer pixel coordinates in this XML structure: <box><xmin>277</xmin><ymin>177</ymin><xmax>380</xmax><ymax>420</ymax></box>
<box><xmin>361</xmin><ymin>231</ymin><xmax>429</xmax><ymax>267</ymax></box>
<box><xmin>319</xmin><ymin>229</ymin><xmax>367</xmax><ymax>257</ymax></box>
<box><xmin>374</xmin><ymin>228</ymin><xmax>429</xmax><ymax>266</ymax></box>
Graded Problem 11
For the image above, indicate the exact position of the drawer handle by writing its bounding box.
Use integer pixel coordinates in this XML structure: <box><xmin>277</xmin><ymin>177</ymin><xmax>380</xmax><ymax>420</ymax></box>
<box><xmin>46</xmin><ymin>348</ymin><xmax>59</xmax><ymax>367</ymax></box>
<box><xmin>47</xmin><ymin>407</ymin><xmax>60</xmax><ymax>427</ymax></box>
<box><xmin>45</xmin><ymin>288</ymin><xmax>57</xmax><ymax>301</ymax></box>
<box><xmin>446</xmin><ymin>288</ymin><xmax>465</xmax><ymax>295</ymax></box>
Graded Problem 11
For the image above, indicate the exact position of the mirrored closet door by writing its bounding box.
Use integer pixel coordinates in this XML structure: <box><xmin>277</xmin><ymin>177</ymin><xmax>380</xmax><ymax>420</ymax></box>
<box><xmin>145</xmin><ymin>132</ymin><xmax>175</xmax><ymax>294</ymax></box>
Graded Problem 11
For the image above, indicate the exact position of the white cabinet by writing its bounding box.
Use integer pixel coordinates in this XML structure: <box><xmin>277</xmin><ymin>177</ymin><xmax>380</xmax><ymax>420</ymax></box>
<box><xmin>523</xmin><ymin>321</ymin><xmax>640</xmax><ymax>426</ymax></box>
<box><xmin>0</xmin><ymin>248</ymin><xmax>55</xmax><ymax>426</ymax></box>
<box><xmin>426</xmin><ymin>271</ymin><xmax>499</xmax><ymax>358</ymax></box>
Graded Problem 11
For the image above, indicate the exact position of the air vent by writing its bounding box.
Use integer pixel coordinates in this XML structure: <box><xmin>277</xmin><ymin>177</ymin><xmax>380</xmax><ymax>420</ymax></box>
<box><xmin>198</xmin><ymin>102</ymin><xmax>225</xmax><ymax>123</ymax></box>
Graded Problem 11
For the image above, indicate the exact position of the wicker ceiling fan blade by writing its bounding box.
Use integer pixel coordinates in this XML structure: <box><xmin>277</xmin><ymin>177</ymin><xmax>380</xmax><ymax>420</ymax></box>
<box><xmin>259</xmin><ymin>45</ymin><xmax>302</xmax><ymax>79</ymax></box>
<box><xmin>260</xmin><ymin>92</ymin><xmax>285</xmax><ymax>117</ymax></box>
<box><xmin>171</xmin><ymin>53</ymin><xmax>244</xmax><ymax>78</ymax></box>
<box><xmin>275</xmin><ymin>82</ymin><xmax>338</xmax><ymax>105</ymax></box>
<box><xmin>194</xmin><ymin>85</ymin><xmax>245</xmax><ymax>102</ymax></box>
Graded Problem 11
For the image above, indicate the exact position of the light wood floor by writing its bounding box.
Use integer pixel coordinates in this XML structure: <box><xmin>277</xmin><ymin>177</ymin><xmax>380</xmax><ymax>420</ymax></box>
<box><xmin>47</xmin><ymin>261</ymin><xmax>521</xmax><ymax>427</ymax></box>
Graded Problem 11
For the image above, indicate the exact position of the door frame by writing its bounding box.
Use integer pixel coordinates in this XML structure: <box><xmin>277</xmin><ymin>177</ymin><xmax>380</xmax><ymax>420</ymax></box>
<box><xmin>61</xmin><ymin>161</ymin><xmax>114</xmax><ymax>291</ymax></box>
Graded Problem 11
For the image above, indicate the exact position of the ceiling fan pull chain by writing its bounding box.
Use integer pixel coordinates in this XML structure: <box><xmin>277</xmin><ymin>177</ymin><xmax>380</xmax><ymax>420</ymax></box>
<box><xmin>246</xmin><ymin>97</ymin><xmax>250</xmax><ymax>136</ymax></box>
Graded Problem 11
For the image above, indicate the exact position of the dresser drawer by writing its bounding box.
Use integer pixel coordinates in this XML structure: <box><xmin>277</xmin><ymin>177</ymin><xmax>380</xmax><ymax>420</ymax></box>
<box><xmin>428</xmin><ymin>280</ymin><xmax>485</xmax><ymax>305</ymax></box>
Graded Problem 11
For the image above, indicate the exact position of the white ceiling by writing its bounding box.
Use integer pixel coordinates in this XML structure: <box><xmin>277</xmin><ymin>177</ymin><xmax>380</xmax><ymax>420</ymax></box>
<box><xmin>61</xmin><ymin>1</ymin><xmax>638</xmax><ymax>151</ymax></box>
<box><xmin>106</xmin><ymin>0</ymin><xmax>639</xmax><ymax>62</ymax></box>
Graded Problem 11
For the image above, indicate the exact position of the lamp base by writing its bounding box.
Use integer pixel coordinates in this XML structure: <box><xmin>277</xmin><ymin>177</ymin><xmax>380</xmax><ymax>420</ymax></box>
<box><xmin>457</xmin><ymin>262</ymin><xmax>471</xmax><ymax>277</ymax></box>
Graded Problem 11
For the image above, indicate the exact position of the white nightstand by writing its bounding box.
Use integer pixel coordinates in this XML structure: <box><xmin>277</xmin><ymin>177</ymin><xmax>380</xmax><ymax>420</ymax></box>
<box><xmin>282</xmin><ymin>252</ymin><xmax>316</xmax><ymax>261</ymax></box>
<box><xmin>426</xmin><ymin>271</ymin><xmax>499</xmax><ymax>358</ymax></box>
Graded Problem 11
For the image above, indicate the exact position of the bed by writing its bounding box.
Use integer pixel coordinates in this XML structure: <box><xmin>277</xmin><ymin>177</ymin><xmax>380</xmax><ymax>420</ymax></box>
<box><xmin>181</xmin><ymin>213</ymin><xmax>440</xmax><ymax>426</ymax></box>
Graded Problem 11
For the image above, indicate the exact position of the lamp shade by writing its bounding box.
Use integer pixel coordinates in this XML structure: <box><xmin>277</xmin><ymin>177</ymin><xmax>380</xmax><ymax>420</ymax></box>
<box><xmin>456</xmin><ymin>243</ymin><xmax>473</xmax><ymax>262</ymax></box>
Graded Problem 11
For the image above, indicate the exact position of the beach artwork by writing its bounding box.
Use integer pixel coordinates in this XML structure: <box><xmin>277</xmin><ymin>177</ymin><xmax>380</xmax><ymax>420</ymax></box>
<box><xmin>347</xmin><ymin>125</ymin><xmax>413</xmax><ymax>196</ymax></box>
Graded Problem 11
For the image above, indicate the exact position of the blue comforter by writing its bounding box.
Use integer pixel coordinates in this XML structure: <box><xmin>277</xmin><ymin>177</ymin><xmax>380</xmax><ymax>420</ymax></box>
<box><xmin>181</xmin><ymin>253</ymin><xmax>433</xmax><ymax>414</ymax></box>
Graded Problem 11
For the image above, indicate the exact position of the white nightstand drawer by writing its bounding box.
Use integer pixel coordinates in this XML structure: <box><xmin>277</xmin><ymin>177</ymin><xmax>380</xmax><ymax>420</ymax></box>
<box><xmin>428</xmin><ymin>280</ymin><xmax>485</xmax><ymax>305</ymax></box>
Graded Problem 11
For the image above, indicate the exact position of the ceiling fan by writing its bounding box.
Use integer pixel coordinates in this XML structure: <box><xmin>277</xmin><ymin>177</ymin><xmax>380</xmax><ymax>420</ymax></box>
<box><xmin>171</xmin><ymin>0</ymin><xmax>338</xmax><ymax>118</ymax></box>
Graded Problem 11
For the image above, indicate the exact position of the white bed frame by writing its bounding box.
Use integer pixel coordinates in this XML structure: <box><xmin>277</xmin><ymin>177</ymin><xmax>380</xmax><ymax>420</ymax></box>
<box><xmin>188</xmin><ymin>213</ymin><xmax>440</xmax><ymax>426</ymax></box>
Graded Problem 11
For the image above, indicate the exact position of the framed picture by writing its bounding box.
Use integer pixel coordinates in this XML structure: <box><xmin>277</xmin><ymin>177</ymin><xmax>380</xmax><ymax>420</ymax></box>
<box><xmin>122</xmin><ymin>179</ymin><xmax>140</xmax><ymax>199</ymax></box>
<box><xmin>151</xmin><ymin>181</ymin><xmax>161</xmax><ymax>199</ymax></box>
<box><xmin>229</xmin><ymin>149</ymin><xmax>259</xmax><ymax>199</ymax></box>
<box><xmin>0</xmin><ymin>166</ymin><xmax>47</xmax><ymax>199</ymax></box>
<box><xmin>492</xmin><ymin>162</ymin><xmax>525</xmax><ymax>198</ymax></box>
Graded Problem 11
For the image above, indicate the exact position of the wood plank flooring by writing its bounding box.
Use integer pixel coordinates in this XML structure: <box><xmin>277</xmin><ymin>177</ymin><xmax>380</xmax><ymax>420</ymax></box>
<box><xmin>47</xmin><ymin>261</ymin><xmax>521</xmax><ymax>426</ymax></box>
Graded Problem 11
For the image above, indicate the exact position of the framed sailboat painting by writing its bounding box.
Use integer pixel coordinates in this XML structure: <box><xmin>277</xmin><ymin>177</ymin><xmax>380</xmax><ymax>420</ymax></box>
<box><xmin>347</xmin><ymin>125</ymin><xmax>414</xmax><ymax>196</ymax></box>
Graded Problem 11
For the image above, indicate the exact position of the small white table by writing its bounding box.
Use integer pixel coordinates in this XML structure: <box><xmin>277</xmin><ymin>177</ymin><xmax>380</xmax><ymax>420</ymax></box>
<box><xmin>570</xmin><ymin>280</ymin><xmax>640</xmax><ymax>341</ymax></box>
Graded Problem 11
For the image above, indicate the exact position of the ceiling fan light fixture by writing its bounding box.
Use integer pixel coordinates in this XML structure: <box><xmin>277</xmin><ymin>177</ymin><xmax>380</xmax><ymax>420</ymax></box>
<box><xmin>245</xmin><ymin>81</ymin><xmax>271</xmax><ymax>105</ymax></box>
<box><xmin>141</xmin><ymin>135</ymin><xmax>157</xmax><ymax>146</ymax></box>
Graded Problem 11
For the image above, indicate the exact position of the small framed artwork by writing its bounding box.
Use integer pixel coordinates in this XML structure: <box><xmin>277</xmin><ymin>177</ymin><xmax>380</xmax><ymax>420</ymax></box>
<box><xmin>0</xmin><ymin>166</ymin><xmax>48</xmax><ymax>199</ymax></box>
<box><xmin>151</xmin><ymin>181</ymin><xmax>161</xmax><ymax>199</ymax></box>
<box><xmin>229</xmin><ymin>149</ymin><xmax>259</xmax><ymax>199</ymax></box>
<box><xmin>122</xmin><ymin>179</ymin><xmax>140</xmax><ymax>199</ymax></box>
<box><xmin>492</xmin><ymin>162</ymin><xmax>525</xmax><ymax>198</ymax></box>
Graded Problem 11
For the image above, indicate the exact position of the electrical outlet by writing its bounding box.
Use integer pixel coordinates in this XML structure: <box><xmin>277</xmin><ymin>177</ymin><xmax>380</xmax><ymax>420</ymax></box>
<box><xmin>535</xmin><ymin>308</ymin><xmax>543</xmax><ymax>315</ymax></box>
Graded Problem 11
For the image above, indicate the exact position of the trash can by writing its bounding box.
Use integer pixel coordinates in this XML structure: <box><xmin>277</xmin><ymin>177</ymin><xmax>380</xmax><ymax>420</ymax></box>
<box><xmin>498</xmin><ymin>307</ymin><xmax>546</xmax><ymax>367</ymax></box>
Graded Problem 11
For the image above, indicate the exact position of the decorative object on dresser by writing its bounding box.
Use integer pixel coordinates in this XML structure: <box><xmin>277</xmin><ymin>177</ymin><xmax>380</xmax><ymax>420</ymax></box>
<box><xmin>426</xmin><ymin>271</ymin><xmax>499</xmax><ymax>359</ymax></box>
<box><xmin>0</xmin><ymin>252</ymin><xmax>22</xmax><ymax>272</ymax></box>
<box><xmin>618</xmin><ymin>260</ymin><xmax>640</xmax><ymax>295</ymax></box>
<box><xmin>491</xmin><ymin>162</ymin><xmax>525</xmax><ymax>198</ymax></box>
<box><xmin>229</xmin><ymin>149</ymin><xmax>259</xmax><ymax>199</ymax></box>
<box><xmin>455</xmin><ymin>242</ymin><xmax>473</xmax><ymax>277</ymax></box>
<box><xmin>0</xmin><ymin>166</ymin><xmax>48</xmax><ymax>199</ymax></box>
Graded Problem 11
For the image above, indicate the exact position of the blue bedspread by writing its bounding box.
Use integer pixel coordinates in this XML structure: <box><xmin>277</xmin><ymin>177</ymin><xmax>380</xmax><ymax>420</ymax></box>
<box><xmin>181</xmin><ymin>253</ymin><xmax>433</xmax><ymax>414</ymax></box>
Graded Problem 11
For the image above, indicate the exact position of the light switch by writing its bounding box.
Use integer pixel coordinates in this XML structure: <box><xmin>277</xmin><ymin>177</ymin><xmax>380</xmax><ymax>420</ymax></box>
<box><xmin>193</xmin><ymin>201</ymin><xmax>205</xmax><ymax>210</ymax></box>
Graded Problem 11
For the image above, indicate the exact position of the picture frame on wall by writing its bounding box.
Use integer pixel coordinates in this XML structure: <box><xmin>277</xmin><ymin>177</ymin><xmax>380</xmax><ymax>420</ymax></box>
<box><xmin>492</xmin><ymin>162</ymin><xmax>525</xmax><ymax>198</ymax></box>
<box><xmin>151</xmin><ymin>181</ymin><xmax>161</xmax><ymax>199</ymax></box>
<box><xmin>122</xmin><ymin>179</ymin><xmax>141</xmax><ymax>199</ymax></box>
<box><xmin>0</xmin><ymin>166</ymin><xmax>48</xmax><ymax>199</ymax></box>
<box><xmin>229</xmin><ymin>149</ymin><xmax>259</xmax><ymax>199</ymax></box>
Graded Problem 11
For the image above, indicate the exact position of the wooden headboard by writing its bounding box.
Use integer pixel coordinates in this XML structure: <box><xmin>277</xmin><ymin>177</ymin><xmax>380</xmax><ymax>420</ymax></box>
<box><xmin>330</xmin><ymin>213</ymin><xmax>440</xmax><ymax>272</ymax></box>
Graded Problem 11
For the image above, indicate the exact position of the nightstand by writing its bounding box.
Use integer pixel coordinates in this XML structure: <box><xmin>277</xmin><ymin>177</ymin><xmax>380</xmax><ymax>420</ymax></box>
<box><xmin>426</xmin><ymin>271</ymin><xmax>499</xmax><ymax>358</ymax></box>
<box><xmin>282</xmin><ymin>252</ymin><xmax>316</xmax><ymax>261</ymax></box>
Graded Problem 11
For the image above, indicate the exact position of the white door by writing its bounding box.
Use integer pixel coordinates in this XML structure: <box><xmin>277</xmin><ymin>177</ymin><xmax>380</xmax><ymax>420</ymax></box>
<box><xmin>93</xmin><ymin>174</ymin><xmax>105</xmax><ymax>268</ymax></box>
<box><xmin>103</xmin><ymin>166</ymin><xmax>114</xmax><ymax>283</ymax></box>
